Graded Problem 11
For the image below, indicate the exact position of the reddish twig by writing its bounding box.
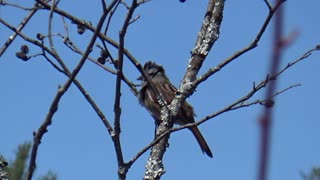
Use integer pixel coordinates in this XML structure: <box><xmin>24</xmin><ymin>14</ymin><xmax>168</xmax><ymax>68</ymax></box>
<box><xmin>258</xmin><ymin>0</ymin><xmax>284</xmax><ymax>180</ymax></box>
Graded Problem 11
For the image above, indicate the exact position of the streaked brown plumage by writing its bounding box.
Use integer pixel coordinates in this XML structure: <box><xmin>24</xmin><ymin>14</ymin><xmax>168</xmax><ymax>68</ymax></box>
<box><xmin>138</xmin><ymin>61</ymin><xmax>213</xmax><ymax>158</ymax></box>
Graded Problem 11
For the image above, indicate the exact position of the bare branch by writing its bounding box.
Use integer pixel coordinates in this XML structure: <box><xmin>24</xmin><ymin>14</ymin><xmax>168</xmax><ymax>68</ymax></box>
<box><xmin>103</xmin><ymin>0</ymin><xmax>121</xmax><ymax>36</ymax></box>
<box><xmin>134</xmin><ymin>45</ymin><xmax>318</xmax><ymax>168</ymax></box>
<box><xmin>143</xmin><ymin>1</ymin><xmax>225</xmax><ymax>179</ymax></box>
<box><xmin>120</xmin><ymin>0</ymin><xmax>130</xmax><ymax>9</ymax></box>
<box><xmin>194</xmin><ymin>0</ymin><xmax>287</xmax><ymax>88</ymax></box>
<box><xmin>26</xmin><ymin>1</ymin><xmax>113</xmax><ymax>178</ymax></box>
<box><xmin>130</xmin><ymin>82</ymin><xmax>299</xmax><ymax>167</ymax></box>
<box><xmin>0</xmin><ymin>1</ymin><xmax>41</xmax><ymax>10</ymax></box>
<box><xmin>47</xmin><ymin>0</ymin><xmax>60</xmax><ymax>54</ymax></box>
<box><xmin>200</xmin><ymin>46</ymin><xmax>318</xmax><ymax>125</ymax></box>
<box><xmin>258</xmin><ymin>1</ymin><xmax>284</xmax><ymax>179</ymax></box>
<box><xmin>125</xmin><ymin>83</ymin><xmax>300</xmax><ymax>170</ymax></box>
<box><xmin>138</xmin><ymin>0</ymin><xmax>152</xmax><ymax>5</ymax></box>
<box><xmin>61</xmin><ymin>16</ymin><xmax>70</xmax><ymax>41</ymax></box>
<box><xmin>129</xmin><ymin>15</ymin><xmax>141</xmax><ymax>25</ymax></box>
<box><xmin>33</xmin><ymin>0</ymin><xmax>140</xmax><ymax>95</ymax></box>
<box><xmin>0</xmin><ymin>2</ymin><xmax>39</xmax><ymax>56</ymax></box>
<box><xmin>238</xmin><ymin>84</ymin><xmax>301</xmax><ymax>109</ymax></box>
<box><xmin>263</xmin><ymin>0</ymin><xmax>272</xmax><ymax>11</ymax></box>
<box><xmin>113</xmin><ymin>0</ymin><xmax>140</xmax><ymax>179</ymax></box>
<box><xmin>182</xmin><ymin>0</ymin><xmax>225</xmax><ymax>85</ymax></box>
<box><xmin>1</xmin><ymin>1</ymin><xmax>316</xmax><ymax>179</ymax></box>
<box><xmin>0</xmin><ymin>18</ymin><xmax>131</xmax><ymax>135</ymax></box>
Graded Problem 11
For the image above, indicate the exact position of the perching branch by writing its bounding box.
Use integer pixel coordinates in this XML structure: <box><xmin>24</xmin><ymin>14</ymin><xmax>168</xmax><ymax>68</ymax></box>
<box><xmin>170</xmin><ymin>0</ymin><xmax>225</xmax><ymax>131</ymax></box>
<box><xmin>143</xmin><ymin>1</ymin><xmax>225</xmax><ymax>179</ymax></box>
<box><xmin>133</xmin><ymin>44</ymin><xmax>318</xmax><ymax>170</ymax></box>
<box><xmin>1</xmin><ymin>1</ymin><xmax>318</xmax><ymax>180</ymax></box>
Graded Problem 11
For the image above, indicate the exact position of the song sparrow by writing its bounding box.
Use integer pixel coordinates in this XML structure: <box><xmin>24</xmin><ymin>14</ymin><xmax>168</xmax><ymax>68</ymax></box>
<box><xmin>138</xmin><ymin>61</ymin><xmax>213</xmax><ymax>158</ymax></box>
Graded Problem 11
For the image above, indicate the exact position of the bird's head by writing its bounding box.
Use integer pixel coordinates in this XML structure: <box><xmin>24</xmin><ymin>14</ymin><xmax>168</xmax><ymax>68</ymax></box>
<box><xmin>137</xmin><ymin>61</ymin><xmax>165</xmax><ymax>80</ymax></box>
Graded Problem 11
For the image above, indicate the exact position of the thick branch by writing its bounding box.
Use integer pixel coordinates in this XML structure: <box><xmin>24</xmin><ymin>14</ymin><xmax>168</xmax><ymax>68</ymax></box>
<box><xmin>143</xmin><ymin>1</ymin><xmax>225</xmax><ymax>179</ymax></box>
<box><xmin>195</xmin><ymin>0</ymin><xmax>286</xmax><ymax>87</ymax></box>
<box><xmin>183</xmin><ymin>0</ymin><xmax>225</xmax><ymax>84</ymax></box>
<box><xmin>170</xmin><ymin>0</ymin><xmax>225</xmax><ymax>129</ymax></box>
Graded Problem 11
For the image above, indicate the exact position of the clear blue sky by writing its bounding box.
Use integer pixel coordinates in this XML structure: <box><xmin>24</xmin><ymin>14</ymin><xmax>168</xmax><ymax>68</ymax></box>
<box><xmin>1</xmin><ymin>0</ymin><xmax>319</xmax><ymax>179</ymax></box>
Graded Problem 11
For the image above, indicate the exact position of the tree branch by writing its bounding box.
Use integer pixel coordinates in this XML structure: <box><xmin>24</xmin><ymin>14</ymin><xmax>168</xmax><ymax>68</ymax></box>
<box><xmin>258</xmin><ymin>0</ymin><xmax>284</xmax><ymax>179</ymax></box>
<box><xmin>194</xmin><ymin>0</ymin><xmax>286</xmax><ymax>88</ymax></box>
<box><xmin>112</xmin><ymin>0</ymin><xmax>140</xmax><ymax>179</ymax></box>
<box><xmin>34</xmin><ymin>0</ymin><xmax>143</xmax><ymax>81</ymax></box>
<box><xmin>26</xmin><ymin>1</ymin><xmax>112</xmax><ymax>178</ymax></box>
<box><xmin>0</xmin><ymin>2</ymin><xmax>39</xmax><ymax>57</ymax></box>
<box><xmin>0</xmin><ymin>14</ymin><xmax>133</xmax><ymax>138</ymax></box>
<box><xmin>132</xmin><ymin>45</ymin><xmax>318</xmax><ymax>170</ymax></box>
<box><xmin>143</xmin><ymin>1</ymin><xmax>225</xmax><ymax>179</ymax></box>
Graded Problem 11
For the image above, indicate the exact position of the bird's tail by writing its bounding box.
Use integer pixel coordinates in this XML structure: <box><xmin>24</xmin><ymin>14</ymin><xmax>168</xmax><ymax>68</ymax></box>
<box><xmin>190</xmin><ymin>127</ymin><xmax>213</xmax><ymax>158</ymax></box>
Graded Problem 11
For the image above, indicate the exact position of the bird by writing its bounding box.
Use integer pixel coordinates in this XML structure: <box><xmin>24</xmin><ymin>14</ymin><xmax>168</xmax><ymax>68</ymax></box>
<box><xmin>137</xmin><ymin>61</ymin><xmax>213</xmax><ymax>158</ymax></box>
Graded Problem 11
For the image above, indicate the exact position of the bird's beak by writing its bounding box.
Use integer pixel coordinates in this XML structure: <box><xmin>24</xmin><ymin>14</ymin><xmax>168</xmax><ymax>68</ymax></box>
<box><xmin>137</xmin><ymin>75</ymin><xmax>143</xmax><ymax>80</ymax></box>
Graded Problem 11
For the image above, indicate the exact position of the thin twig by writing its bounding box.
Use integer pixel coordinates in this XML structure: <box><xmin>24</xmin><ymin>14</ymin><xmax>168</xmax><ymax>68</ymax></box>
<box><xmin>170</xmin><ymin>84</ymin><xmax>300</xmax><ymax>134</ymax></box>
<box><xmin>129</xmin><ymin>15</ymin><xmax>140</xmax><ymax>24</ymax></box>
<box><xmin>48</xmin><ymin>0</ymin><xmax>59</xmax><ymax>55</ymax></box>
<box><xmin>129</xmin><ymin>45</ymin><xmax>317</xmax><ymax>167</ymax></box>
<box><xmin>98</xmin><ymin>0</ymin><xmax>121</xmax><ymax>67</ymax></box>
<box><xmin>26</xmin><ymin>1</ymin><xmax>112</xmax><ymax>178</ymax></box>
<box><xmin>61</xmin><ymin>16</ymin><xmax>70</xmax><ymax>42</ymax></box>
<box><xmin>194</xmin><ymin>0</ymin><xmax>287</xmax><ymax>88</ymax></box>
<box><xmin>113</xmin><ymin>0</ymin><xmax>139</xmax><ymax>179</ymax></box>
<box><xmin>0</xmin><ymin>18</ymin><xmax>122</xmax><ymax>135</ymax></box>
<box><xmin>34</xmin><ymin>0</ymin><xmax>139</xmax><ymax>68</ymax></box>
<box><xmin>33</xmin><ymin>0</ymin><xmax>139</xmax><ymax>95</ymax></box>
<box><xmin>103</xmin><ymin>0</ymin><xmax>121</xmax><ymax>36</ymax></box>
<box><xmin>0</xmin><ymin>1</ymin><xmax>41</xmax><ymax>10</ymax></box>
<box><xmin>0</xmin><ymin>2</ymin><xmax>39</xmax><ymax>57</ymax></box>
<box><xmin>199</xmin><ymin>46</ymin><xmax>318</xmax><ymax>126</ymax></box>
<box><xmin>237</xmin><ymin>84</ymin><xmax>301</xmax><ymax>109</ymax></box>
<box><xmin>264</xmin><ymin>0</ymin><xmax>272</xmax><ymax>10</ymax></box>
